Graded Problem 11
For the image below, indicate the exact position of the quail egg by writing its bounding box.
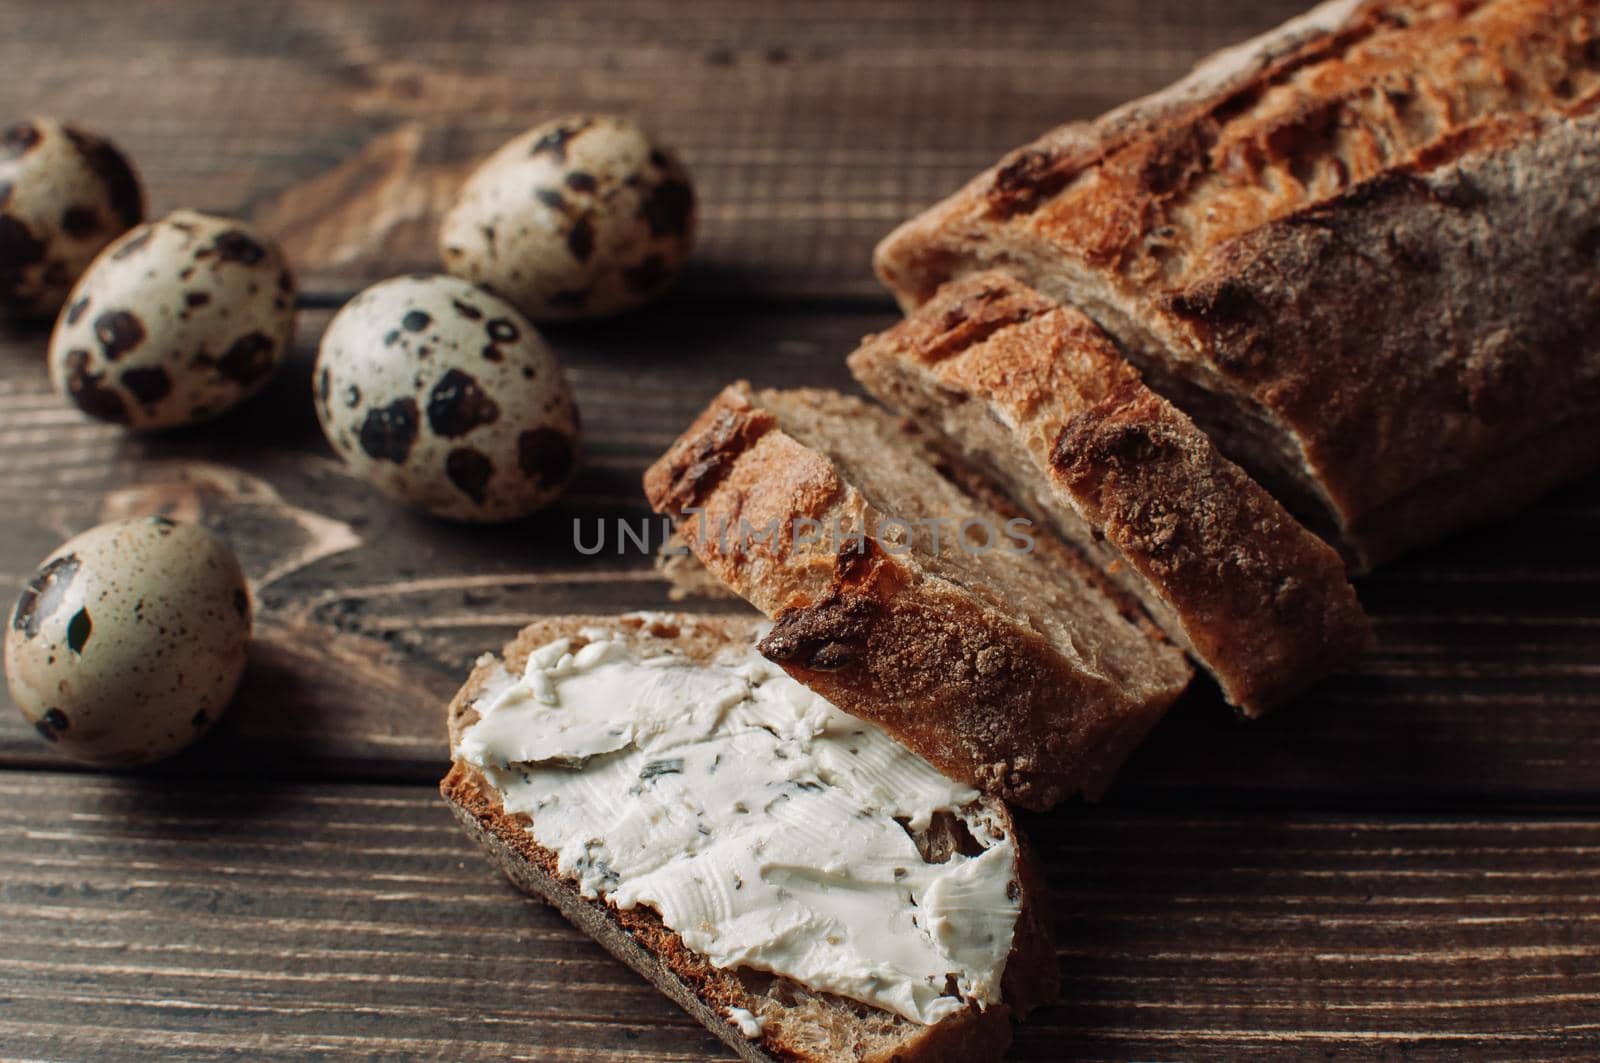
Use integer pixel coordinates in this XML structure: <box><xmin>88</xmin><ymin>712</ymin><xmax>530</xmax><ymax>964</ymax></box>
<box><xmin>4</xmin><ymin>516</ymin><xmax>252</xmax><ymax>767</ymax></box>
<box><xmin>47</xmin><ymin>210</ymin><xmax>296</xmax><ymax>429</ymax></box>
<box><xmin>0</xmin><ymin>118</ymin><xmax>144</xmax><ymax>320</ymax></box>
<box><xmin>440</xmin><ymin>115</ymin><xmax>695</xmax><ymax>321</ymax></box>
<box><xmin>314</xmin><ymin>274</ymin><xmax>580</xmax><ymax>521</ymax></box>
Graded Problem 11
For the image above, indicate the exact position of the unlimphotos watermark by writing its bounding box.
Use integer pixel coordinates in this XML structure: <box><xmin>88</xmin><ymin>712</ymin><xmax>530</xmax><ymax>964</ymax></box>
<box><xmin>574</xmin><ymin>508</ymin><xmax>1037</xmax><ymax>557</ymax></box>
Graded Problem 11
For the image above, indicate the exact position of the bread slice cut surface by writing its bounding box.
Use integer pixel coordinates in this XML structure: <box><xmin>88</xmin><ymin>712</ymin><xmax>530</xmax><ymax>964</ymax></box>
<box><xmin>443</xmin><ymin>613</ymin><xmax>1057</xmax><ymax>1063</ymax></box>
<box><xmin>849</xmin><ymin>271</ymin><xmax>1370</xmax><ymax>715</ymax></box>
<box><xmin>644</xmin><ymin>385</ymin><xmax>1193</xmax><ymax>809</ymax></box>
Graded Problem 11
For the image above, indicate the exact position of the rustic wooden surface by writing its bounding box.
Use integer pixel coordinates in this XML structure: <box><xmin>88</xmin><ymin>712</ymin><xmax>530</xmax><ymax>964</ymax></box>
<box><xmin>5</xmin><ymin>774</ymin><xmax>1598</xmax><ymax>1062</ymax></box>
<box><xmin>2</xmin><ymin>1</ymin><xmax>1598</xmax><ymax>1059</ymax></box>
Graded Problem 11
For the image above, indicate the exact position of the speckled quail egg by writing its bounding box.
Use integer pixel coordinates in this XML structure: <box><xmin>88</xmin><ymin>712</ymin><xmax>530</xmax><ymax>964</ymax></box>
<box><xmin>3</xmin><ymin>516</ymin><xmax>252</xmax><ymax>767</ymax></box>
<box><xmin>46</xmin><ymin>210</ymin><xmax>296</xmax><ymax>429</ymax></box>
<box><xmin>314</xmin><ymin>274</ymin><xmax>581</xmax><ymax>521</ymax></box>
<box><xmin>0</xmin><ymin>118</ymin><xmax>144</xmax><ymax>320</ymax></box>
<box><xmin>440</xmin><ymin>115</ymin><xmax>695</xmax><ymax>321</ymax></box>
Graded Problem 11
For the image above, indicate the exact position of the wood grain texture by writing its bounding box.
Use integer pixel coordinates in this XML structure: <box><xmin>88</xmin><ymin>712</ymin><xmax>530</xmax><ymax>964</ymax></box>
<box><xmin>3</xmin><ymin>2</ymin><xmax>1600</xmax><ymax>1057</ymax></box>
<box><xmin>0</xmin><ymin>773</ymin><xmax>1595</xmax><ymax>1062</ymax></box>
<box><xmin>0</xmin><ymin>0</ymin><xmax>1315</xmax><ymax>299</ymax></box>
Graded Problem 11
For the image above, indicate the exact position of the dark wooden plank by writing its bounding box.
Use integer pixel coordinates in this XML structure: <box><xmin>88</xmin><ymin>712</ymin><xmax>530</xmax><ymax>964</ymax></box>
<box><xmin>0</xmin><ymin>772</ymin><xmax>1595</xmax><ymax>1060</ymax></box>
<box><xmin>0</xmin><ymin>0</ymin><xmax>1314</xmax><ymax>300</ymax></box>
<box><xmin>3</xmin><ymin>306</ymin><xmax>1600</xmax><ymax>801</ymax></box>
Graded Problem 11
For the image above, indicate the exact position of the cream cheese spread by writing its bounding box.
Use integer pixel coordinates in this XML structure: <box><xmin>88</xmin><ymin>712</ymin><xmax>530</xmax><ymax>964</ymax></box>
<box><xmin>458</xmin><ymin>624</ymin><xmax>1021</xmax><ymax>1026</ymax></box>
<box><xmin>725</xmin><ymin>1006</ymin><xmax>765</xmax><ymax>1039</ymax></box>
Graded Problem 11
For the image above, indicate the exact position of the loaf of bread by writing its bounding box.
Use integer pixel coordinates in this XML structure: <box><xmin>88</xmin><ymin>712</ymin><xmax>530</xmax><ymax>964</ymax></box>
<box><xmin>849</xmin><ymin>270</ymin><xmax>1370</xmax><ymax>715</ymax></box>
<box><xmin>643</xmin><ymin>384</ymin><xmax>1193</xmax><ymax>809</ymax></box>
<box><xmin>874</xmin><ymin>0</ymin><xmax>1600</xmax><ymax>570</ymax></box>
<box><xmin>441</xmin><ymin>612</ymin><xmax>1058</xmax><ymax>1063</ymax></box>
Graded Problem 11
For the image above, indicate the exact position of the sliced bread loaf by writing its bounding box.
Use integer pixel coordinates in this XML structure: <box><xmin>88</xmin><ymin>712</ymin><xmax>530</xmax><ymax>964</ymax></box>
<box><xmin>873</xmin><ymin>0</ymin><xmax>1600</xmax><ymax>569</ymax></box>
<box><xmin>643</xmin><ymin>384</ymin><xmax>1193</xmax><ymax>809</ymax></box>
<box><xmin>442</xmin><ymin>612</ymin><xmax>1058</xmax><ymax>1063</ymax></box>
<box><xmin>849</xmin><ymin>271</ymin><xmax>1370</xmax><ymax>715</ymax></box>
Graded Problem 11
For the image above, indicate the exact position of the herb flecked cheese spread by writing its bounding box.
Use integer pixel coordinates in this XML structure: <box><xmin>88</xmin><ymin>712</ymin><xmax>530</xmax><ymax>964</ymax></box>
<box><xmin>458</xmin><ymin>626</ymin><xmax>1021</xmax><ymax>1025</ymax></box>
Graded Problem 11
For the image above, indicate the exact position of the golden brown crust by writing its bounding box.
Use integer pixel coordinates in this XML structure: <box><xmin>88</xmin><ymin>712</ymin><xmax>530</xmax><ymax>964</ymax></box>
<box><xmin>643</xmin><ymin>390</ymin><xmax>850</xmax><ymax>618</ymax></box>
<box><xmin>1053</xmin><ymin>384</ymin><xmax>1370</xmax><ymax>710</ymax></box>
<box><xmin>850</xmin><ymin>272</ymin><xmax>1371</xmax><ymax>714</ymax></box>
<box><xmin>441</xmin><ymin>614</ymin><xmax>1057</xmax><ymax>1063</ymax></box>
<box><xmin>1156</xmin><ymin>108</ymin><xmax>1600</xmax><ymax>568</ymax></box>
<box><xmin>874</xmin><ymin>0</ymin><xmax>1600</xmax><ymax>569</ymax></box>
<box><xmin>644</xmin><ymin>386</ymin><xmax>1191</xmax><ymax>808</ymax></box>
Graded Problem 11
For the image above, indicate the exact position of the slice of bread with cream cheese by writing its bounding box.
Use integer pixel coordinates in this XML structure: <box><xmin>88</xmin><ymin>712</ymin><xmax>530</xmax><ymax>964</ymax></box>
<box><xmin>441</xmin><ymin>612</ymin><xmax>1057</xmax><ymax>1063</ymax></box>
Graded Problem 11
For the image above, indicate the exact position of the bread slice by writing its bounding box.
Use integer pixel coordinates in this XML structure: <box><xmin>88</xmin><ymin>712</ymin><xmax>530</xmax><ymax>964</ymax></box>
<box><xmin>656</xmin><ymin>529</ymin><xmax>742</xmax><ymax>602</ymax></box>
<box><xmin>849</xmin><ymin>271</ymin><xmax>1370</xmax><ymax>716</ymax></box>
<box><xmin>642</xmin><ymin>384</ymin><xmax>1192</xmax><ymax>809</ymax></box>
<box><xmin>873</xmin><ymin>0</ymin><xmax>1600</xmax><ymax>570</ymax></box>
<box><xmin>441</xmin><ymin>612</ymin><xmax>1058</xmax><ymax>1063</ymax></box>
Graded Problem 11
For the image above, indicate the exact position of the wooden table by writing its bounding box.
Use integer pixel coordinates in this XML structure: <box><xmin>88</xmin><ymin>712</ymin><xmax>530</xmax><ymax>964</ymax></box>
<box><xmin>3</xmin><ymin>2</ymin><xmax>1598</xmax><ymax>1059</ymax></box>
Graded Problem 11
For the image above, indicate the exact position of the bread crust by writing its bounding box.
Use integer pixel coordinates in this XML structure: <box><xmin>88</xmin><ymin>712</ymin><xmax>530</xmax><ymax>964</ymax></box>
<box><xmin>1160</xmin><ymin>108</ymin><xmax>1600</xmax><ymax>568</ymax></box>
<box><xmin>643</xmin><ymin>387</ymin><xmax>1192</xmax><ymax>808</ymax></box>
<box><xmin>849</xmin><ymin>271</ymin><xmax>1371</xmax><ymax>715</ymax></box>
<box><xmin>874</xmin><ymin>0</ymin><xmax>1600</xmax><ymax>569</ymax></box>
<box><xmin>441</xmin><ymin>613</ymin><xmax>1057</xmax><ymax>1063</ymax></box>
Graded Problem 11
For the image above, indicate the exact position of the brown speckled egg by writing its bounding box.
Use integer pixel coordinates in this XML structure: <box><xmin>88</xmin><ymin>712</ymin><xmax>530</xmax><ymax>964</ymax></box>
<box><xmin>47</xmin><ymin>210</ymin><xmax>296</xmax><ymax>430</ymax></box>
<box><xmin>440</xmin><ymin>115</ymin><xmax>695</xmax><ymax>321</ymax></box>
<box><xmin>314</xmin><ymin>274</ymin><xmax>581</xmax><ymax>521</ymax></box>
<box><xmin>3</xmin><ymin>517</ymin><xmax>252</xmax><ymax>767</ymax></box>
<box><xmin>0</xmin><ymin>118</ymin><xmax>144</xmax><ymax>320</ymax></box>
